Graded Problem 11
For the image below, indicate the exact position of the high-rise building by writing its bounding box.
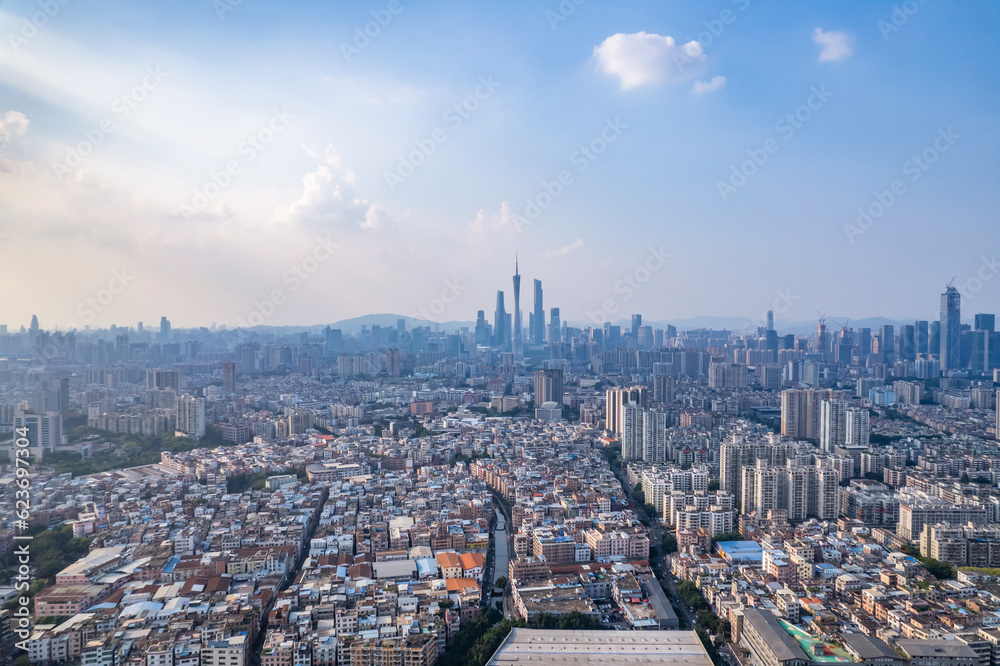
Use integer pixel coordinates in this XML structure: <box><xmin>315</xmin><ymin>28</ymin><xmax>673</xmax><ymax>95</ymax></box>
<box><xmin>846</xmin><ymin>407</ymin><xmax>870</xmax><ymax>447</ymax></box>
<box><xmin>548</xmin><ymin>307</ymin><xmax>561</xmax><ymax>344</ymax></box>
<box><xmin>819</xmin><ymin>400</ymin><xmax>847</xmax><ymax>453</ymax></box>
<box><xmin>475</xmin><ymin>310</ymin><xmax>492</xmax><ymax>346</ymax></box>
<box><xmin>176</xmin><ymin>395</ymin><xmax>206</xmax><ymax>438</ymax></box>
<box><xmin>160</xmin><ymin>316</ymin><xmax>171</xmax><ymax>341</ymax></box>
<box><xmin>619</xmin><ymin>404</ymin><xmax>667</xmax><ymax>462</ymax></box>
<box><xmin>879</xmin><ymin>324</ymin><xmax>895</xmax><ymax>365</ymax></box>
<box><xmin>534</xmin><ymin>369</ymin><xmax>564</xmax><ymax>406</ymax></box>
<box><xmin>652</xmin><ymin>372</ymin><xmax>675</xmax><ymax>404</ymax></box>
<box><xmin>386</xmin><ymin>349</ymin><xmax>401</xmax><ymax>377</ymax></box>
<box><xmin>494</xmin><ymin>291</ymin><xmax>508</xmax><ymax>349</ymax></box>
<box><xmin>916</xmin><ymin>320</ymin><xmax>929</xmax><ymax>355</ymax></box>
<box><xmin>147</xmin><ymin>369</ymin><xmax>181</xmax><ymax>391</ymax></box>
<box><xmin>767</xmin><ymin>310</ymin><xmax>774</xmax><ymax>331</ymax></box>
<box><xmin>899</xmin><ymin>325</ymin><xmax>916</xmax><ymax>361</ymax></box>
<box><xmin>631</xmin><ymin>314</ymin><xmax>642</xmax><ymax>338</ymax></box>
<box><xmin>7</xmin><ymin>410</ymin><xmax>62</xmax><ymax>461</ymax></box>
<box><xmin>512</xmin><ymin>256</ymin><xmax>522</xmax><ymax>356</ymax></box>
<box><xmin>531</xmin><ymin>279</ymin><xmax>545</xmax><ymax>345</ymax></box>
<box><xmin>605</xmin><ymin>385</ymin><xmax>648</xmax><ymax>435</ymax></box>
<box><xmin>222</xmin><ymin>361</ymin><xmax>237</xmax><ymax>393</ymax></box>
<box><xmin>941</xmin><ymin>285</ymin><xmax>962</xmax><ymax>370</ymax></box>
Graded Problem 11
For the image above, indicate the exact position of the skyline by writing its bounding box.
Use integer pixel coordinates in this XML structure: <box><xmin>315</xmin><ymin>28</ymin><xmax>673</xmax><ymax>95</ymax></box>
<box><xmin>1</xmin><ymin>0</ymin><xmax>998</xmax><ymax>328</ymax></box>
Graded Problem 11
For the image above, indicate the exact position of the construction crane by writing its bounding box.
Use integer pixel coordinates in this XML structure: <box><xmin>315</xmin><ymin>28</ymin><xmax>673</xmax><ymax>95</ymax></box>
<box><xmin>816</xmin><ymin>311</ymin><xmax>826</xmax><ymax>327</ymax></box>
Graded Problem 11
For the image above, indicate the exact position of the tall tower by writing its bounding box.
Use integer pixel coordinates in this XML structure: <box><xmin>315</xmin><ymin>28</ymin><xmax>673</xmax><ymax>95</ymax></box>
<box><xmin>494</xmin><ymin>291</ymin><xmax>508</xmax><ymax>349</ymax></box>
<box><xmin>532</xmin><ymin>279</ymin><xmax>544</xmax><ymax>345</ymax></box>
<box><xmin>512</xmin><ymin>255</ymin><xmax>522</xmax><ymax>356</ymax></box>
<box><xmin>940</xmin><ymin>284</ymin><xmax>961</xmax><ymax>370</ymax></box>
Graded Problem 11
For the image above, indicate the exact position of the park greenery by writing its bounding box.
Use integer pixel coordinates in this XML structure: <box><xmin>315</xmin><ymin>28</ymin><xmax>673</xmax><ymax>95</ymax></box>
<box><xmin>901</xmin><ymin>545</ymin><xmax>956</xmax><ymax>580</ymax></box>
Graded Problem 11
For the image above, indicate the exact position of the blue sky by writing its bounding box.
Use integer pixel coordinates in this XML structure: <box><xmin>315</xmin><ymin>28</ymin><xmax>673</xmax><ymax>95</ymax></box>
<box><xmin>0</xmin><ymin>0</ymin><xmax>997</xmax><ymax>330</ymax></box>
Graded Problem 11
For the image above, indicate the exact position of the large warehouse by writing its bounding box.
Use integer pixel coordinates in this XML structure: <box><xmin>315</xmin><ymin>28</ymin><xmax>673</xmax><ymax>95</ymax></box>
<box><xmin>486</xmin><ymin>628</ymin><xmax>715</xmax><ymax>666</ymax></box>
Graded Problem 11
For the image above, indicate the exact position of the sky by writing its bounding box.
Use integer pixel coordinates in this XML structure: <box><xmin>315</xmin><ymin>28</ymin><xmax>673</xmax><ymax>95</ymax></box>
<box><xmin>0</xmin><ymin>0</ymin><xmax>998</xmax><ymax>331</ymax></box>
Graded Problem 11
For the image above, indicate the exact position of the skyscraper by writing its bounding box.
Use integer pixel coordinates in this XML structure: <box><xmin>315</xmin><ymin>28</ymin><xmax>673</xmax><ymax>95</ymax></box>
<box><xmin>846</xmin><ymin>407</ymin><xmax>870</xmax><ymax>447</ymax></box>
<box><xmin>767</xmin><ymin>310</ymin><xmax>774</xmax><ymax>331</ymax></box>
<box><xmin>940</xmin><ymin>285</ymin><xmax>961</xmax><ymax>370</ymax></box>
<box><xmin>819</xmin><ymin>399</ymin><xmax>847</xmax><ymax>453</ymax></box>
<box><xmin>631</xmin><ymin>314</ymin><xmax>642</xmax><ymax>338</ymax></box>
<box><xmin>494</xmin><ymin>291</ymin><xmax>508</xmax><ymax>349</ymax></box>
<box><xmin>532</xmin><ymin>279</ymin><xmax>544</xmax><ymax>345</ymax></box>
<box><xmin>879</xmin><ymin>324</ymin><xmax>895</xmax><ymax>365</ymax></box>
<box><xmin>222</xmin><ymin>361</ymin><xmax>236</xmax><ymax>393</ymax></box>
<box><xmin>915</xmin><ymin>320</ymin><xmax>929</xmax><ymax>355</ymax></box>
<box><xmin>534</xmin><ymin>368</ymin><xmax>564</xmax><ymax>405</ymax></box>
<box><xmin>160</xmin><ymin>316</ymin><xmax>171</xmax><ymax>341</ymax></box>
<box><xmin>512</xmin><ymin>256</ymin><xmax>522</xmax><ymax>356</ymax></box>
<box><xmin>899</xmin><ymin>325</ymin><xmax>916</xmax><ymax>361</ymax></box>
<box><xmin>548</xmin><ymin>307</ymin><xmax>561</xmax><ymax>344</ymax></box>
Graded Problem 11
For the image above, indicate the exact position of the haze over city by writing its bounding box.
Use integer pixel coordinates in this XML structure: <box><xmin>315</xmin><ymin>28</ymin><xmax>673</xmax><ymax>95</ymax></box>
<box><xmin>1</xmin><ymin>0</ymin><xmax>998</xmax><ymax>329</ymax></box>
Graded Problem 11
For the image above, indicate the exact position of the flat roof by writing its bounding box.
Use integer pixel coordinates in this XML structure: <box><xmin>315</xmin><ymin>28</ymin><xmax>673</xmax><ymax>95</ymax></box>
<box><xmin>742</xmin><ymin>608</ymin><xmax>810</xmax><ymax>663</ymax></box>
<box><xmin>487</xmin><ymin>628</ymin><xmax>713</xmax><ymax>666</ymax></box>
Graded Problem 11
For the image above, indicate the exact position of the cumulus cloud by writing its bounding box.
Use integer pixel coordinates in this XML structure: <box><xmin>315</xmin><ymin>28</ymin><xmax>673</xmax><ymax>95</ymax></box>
<box><xmin>468</xmin><ymin>201</ymin><xmax>523</xmax><ymax>238</ymax></box>
<box><xmin>0</xmin><ymin>111</ymin><xmax>30</xmax><ymax>169</ymax></box>
<box><xmin>593</xmin><ymin>32</ymin><xmax>706</xmax><ymax>90</ymax></box>
<box><xmin>812</xmin><ymin>28</ymin><xmax>853</xmax><ymax>62</ymax></box>
<box><xmin>692</xmin><ymin>76</ymin><xmax>726</xmax><ymax>95</ymax></box>
<box><xmin>273</xmin><ymin>144</ymin><xmax>387</xmax><ymax>232</ymax></box>
<box><xmin>543</xmin><ymin>238</ymin><xmax>583</xmax><ymax>259</ymax></box>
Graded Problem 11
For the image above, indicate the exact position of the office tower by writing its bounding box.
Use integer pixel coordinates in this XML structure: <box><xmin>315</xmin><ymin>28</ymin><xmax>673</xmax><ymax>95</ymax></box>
<box><xmin>666</xmin><ymin>324</ymin><xmax>677</xmax><ymax>339</ymax></box>
<box><xmin>8</xmin><ymin>410</ymin><xmax>62</xmax><ymax>462</ymax></box>
<box><xmin>147</xmin><ymin>369</ymin><xmax>181</xmax><ymax>391</ymax></box>
<box><xmin>652</xmin><ymin>373</ymin><xmax>675</xmax><ymax>404</ymax></box>
<box><xmin>475</xmin><ymin>310</ymin><xmax>491</xmax><ymax>346</ymax></box>
<box><xmin>176</xmin><ymin>395</ymin><xmax>206</xmax><ymax>438</ymax></box>
<box><xmin>899</xmin><ymin>325</ymin><xmax>915</xmax><ymax>361</ymax></box>
<box><xmin>494</xmin><ymin>291</ymin><xmax>508</xmax><ymax>349</ymax></box>
<box><xmin>941</xmin><ymin>285</ymin><xmax>961</xmax><ymax>370</ymax></box>
<box><xmin>631</xmin><ymin>314</ymin><xmax>642</xmax><ymax>338</ymax></box>
<box><xmin>548</xmin><ymin>307</ymin><xmax>560</xmax><ymax>344</ymax></box>
<box><xmin>222</xmin><ymin>361</ymin><xmax>237</xmax><ymax>393</ymax></box>
<box><xmin>30</xmin><ymin>315</ymin><xmax>39</xmax><ymax>333</ymax></box>
<box><xmin>880</xmin><ymin>325</ymin><xmax>895</xmax><ymax>365</ymax></box>
<box><xmin>160</xmin><ymin>316</ymin><xmax>171</xmax><ymax>341</ymax></box>
<box><xmin>324</xmin><ymin>327</ymin><xmax>342</xmax><ymax>354</ymax></box>
<box><xmin>767</xmin><ymin>310</ymin><xmax>774</xmax><ymax>331</ymax></box>
<box><xmin>858</xmin><ymin>328</ymin><xmax>872</xmax><ymax>359</ymax></box>
<box><xmin>531</xmin><ymin>279</ymin><xmax>544</xmax><ymax>345</ymax></box>
<box><xmin>759</xmin><ymin>364</ymin><xmax>782</xmax><ymax>390</ymax></box>
<box><xmin>396</xmin><ymin>318</ymin><xmax>405</xmax><ymax>333</ymax></box>
<box><xmin>534</xmin><ymin>369</ymin><xmax>564</xmax><ymax>406</ymax></box>
<box><xmin>637</xmin><ymin>326</ymin><xmax>654</xmax><ymax>350</ymax></box>
<box><xmin>846</xmin><ymin>407</ymin><xmax>870</xmax><ymax>446</ymax></box>
<box><xmin>970</xmin><ymin>314</ymin><xmax>996</xmax><ymax>373</ymax></box>
<box><xmin>930</xmin><ymin>320</ymin><xmax>941</xmax><ymax>357</ymax></box>
<box><xmin>819</xmin><ymin>400</ymin><xmax>847</xmax><ymax>453</ymax></box>
<box><xmin>996</xmin><ymin>390</ymin><xmax>999</xmax><ymax>442</ymax></box>
<box><xmin>512</xmin><ymin>256</ymin><xmax>522</xmax><ymax>356</ymax></box>
<box><xmin>916</xmin><ymin>320</ymin><xmax>929</xmax><ymax>355</ymax></box>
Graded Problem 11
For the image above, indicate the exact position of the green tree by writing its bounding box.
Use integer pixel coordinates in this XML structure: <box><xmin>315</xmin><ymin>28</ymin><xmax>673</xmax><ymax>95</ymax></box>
<box><xmin>494</xmin><ymin>576</ymin><xmax>508</xmax><ymax>589</ymax></box>
<box><xmin>707</xmin><ymin>480</ymin><xmax>720</xmax><ymax>492</ymax></box>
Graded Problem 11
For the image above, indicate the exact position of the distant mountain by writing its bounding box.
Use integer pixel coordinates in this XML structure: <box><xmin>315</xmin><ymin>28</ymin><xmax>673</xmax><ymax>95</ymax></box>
<box><xmin>327</xmin><ymin>314</ymin><xmax>474</xmax><ymax>335</ymax></box>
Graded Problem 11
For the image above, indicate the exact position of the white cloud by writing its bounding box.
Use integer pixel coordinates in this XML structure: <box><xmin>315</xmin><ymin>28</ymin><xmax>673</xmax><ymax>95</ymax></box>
<box><xmin>543</xmin><ymin>238</ymin><xmax>583</xmax><ymax>258</ymax></box>
<box><xmin>0</xmin><ymin>110</ymin><xmax>29</xmax><ymax>163</ymax></box>
<box><xmin>468</xmin><ymin>202</ymin><xmax>522</xmax><ymax>238</ymax></box>
<box><xmin>812</xmin><ymin>28</ymin><xmax>853</xmax><ymax>62</ymax></box>
<box><xmin>692</xmin><ymin>76</ymin><xmax>726</xmax><ymax>95</ymax></box>
<box><xmin>272</xmin><ymin>149</ymin><xmax>387</xmax><ymax>232</ymax></box>
<box><xmin>593</xmin><ymin>32</ymin><xmax>706</xmax><ymax>90</ymax></box>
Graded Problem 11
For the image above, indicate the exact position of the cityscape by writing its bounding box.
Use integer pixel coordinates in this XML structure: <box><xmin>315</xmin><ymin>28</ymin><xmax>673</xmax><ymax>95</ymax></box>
<box><xmin>1</xmin><ymin>2</ymin><xmax>1000</xmax><ymax>666</ymax></box>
